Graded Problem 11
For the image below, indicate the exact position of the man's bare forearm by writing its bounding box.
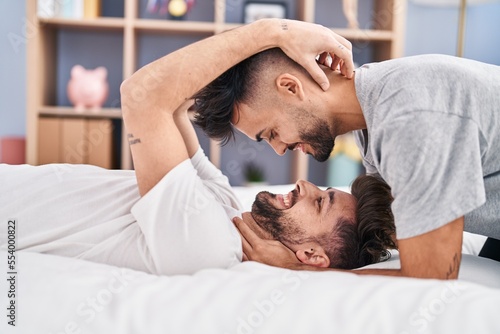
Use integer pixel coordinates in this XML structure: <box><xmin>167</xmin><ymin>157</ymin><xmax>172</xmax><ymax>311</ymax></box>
<box><xmin>290</xmin><ymin>263</ymin><xmax>461</xmax><ymax>279</ymax></box>
<box><xmin>121</xmin><ymin>19</ymin><xmax>279</xmax><ymax>115</ymax></box>
<box><xmin>173</xmin><ymin>100</ymin><xmax>200</xmax><ymax>158</ymax></box>
<box><xmin>288</xmin><ymin>262</ymin><xmax>403</xmax><ymax>277</ymax></box>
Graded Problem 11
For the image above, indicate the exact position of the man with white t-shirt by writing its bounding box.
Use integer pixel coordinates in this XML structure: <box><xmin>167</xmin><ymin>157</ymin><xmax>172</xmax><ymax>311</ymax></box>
<box><xmin>1</xmin><ymin>107</ymin><xmax>400</xmax><ymax>277</ymax></box>
<box><xmin>0</xmin><ymin>19</ymin><xmax>400</xmax><ymax>274</ymax></box>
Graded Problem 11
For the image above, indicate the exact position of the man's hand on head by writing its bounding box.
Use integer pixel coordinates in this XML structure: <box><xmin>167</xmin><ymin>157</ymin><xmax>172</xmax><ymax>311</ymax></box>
<box><xmin>233</xmin><ymin>217</ymin><xmax>303</xmax><ymax>269</ymax></box>
<box><xmin>274</xmin><ymin>19</ymin><xmax>354</xmax><ymax>90</ymax></box>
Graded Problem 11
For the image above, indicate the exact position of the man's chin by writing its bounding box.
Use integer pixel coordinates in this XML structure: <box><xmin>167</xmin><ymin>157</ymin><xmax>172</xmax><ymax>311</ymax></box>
<box><xmin>313</xmin><ymin>154</ymin><xmax>331</xmax><ymax>162</ymax></box>
<box><xmin>310</xmin><ymin>150</ymin><xmax>332</xmax><ymax>162</ymax></box>
<box><xmin>304</xmin><ymin>142</ymin><xmax>334</xmax><ymax>162</ymax></box>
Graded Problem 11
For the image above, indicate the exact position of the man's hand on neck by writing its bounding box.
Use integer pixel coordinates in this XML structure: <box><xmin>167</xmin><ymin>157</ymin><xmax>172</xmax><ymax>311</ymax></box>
<box><xmin>240</xmin><ymin>212</ymin><xmax>274</xmax><ymax>240</ymax></box>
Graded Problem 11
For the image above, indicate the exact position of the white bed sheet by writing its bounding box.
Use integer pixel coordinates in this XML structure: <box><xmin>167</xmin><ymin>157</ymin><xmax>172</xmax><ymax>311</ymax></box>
<box><xmin>2</xmin><ymin>184</ymin><xmax>499</xmax><ymax>334</ymax></box>
<box><xmin>1</xmin><ymin>250</ymin><xmax>499</xmax><ymax>334</ymax></box>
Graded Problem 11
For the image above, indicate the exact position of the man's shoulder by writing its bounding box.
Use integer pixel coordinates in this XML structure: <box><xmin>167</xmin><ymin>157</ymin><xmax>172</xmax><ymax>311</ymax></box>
<box><xmin>374</xmin><ymin>54</ymin><xmax>462</xmax><ymax>67</ymax></box>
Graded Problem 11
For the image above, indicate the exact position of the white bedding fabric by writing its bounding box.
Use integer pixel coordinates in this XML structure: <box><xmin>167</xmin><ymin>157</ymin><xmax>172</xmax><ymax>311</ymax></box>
<box><xmin>2</xmin><ymin>184</ymin><xmax>499</xmax><ymax>334</ymax></box>
<box><xmin>1</xmin><ymin>250</ymin><xmax>500</xmax><ymax>334</ymax></box>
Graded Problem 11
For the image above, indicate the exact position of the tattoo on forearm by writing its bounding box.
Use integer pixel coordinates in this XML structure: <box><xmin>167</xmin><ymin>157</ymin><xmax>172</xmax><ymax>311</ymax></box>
<box><xmin>445</xmin><ymin>253</ymin><xmax>460</xmax><ymax>279</ymax></box>
<box><xmin>127</xmin><ymin>133</ymin><xmax>141</xmax><ymax>145</ymax></box>
<box><xmin>280</xmin><ymin>20</ymin><xmax>288</xmax><ymax>31</ymax></box>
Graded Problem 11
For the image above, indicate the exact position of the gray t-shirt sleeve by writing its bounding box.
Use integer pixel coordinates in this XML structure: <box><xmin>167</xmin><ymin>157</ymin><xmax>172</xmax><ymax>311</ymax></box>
<box><xmin>374</xmin><ymin>111</ymin><xmax>486</xmax><ymax>239</ymax></box>
<box><xmin>354</xmin><ymin>130</ymin><xmax>380</xmax><ymax>176</ymax></box>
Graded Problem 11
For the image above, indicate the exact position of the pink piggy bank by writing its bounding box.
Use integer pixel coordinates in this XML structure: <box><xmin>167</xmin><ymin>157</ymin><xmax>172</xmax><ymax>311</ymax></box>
<box><xmin>67</xmin><ymin>65</ymin><xmax>109</xmax><ymax>112</ymax></box>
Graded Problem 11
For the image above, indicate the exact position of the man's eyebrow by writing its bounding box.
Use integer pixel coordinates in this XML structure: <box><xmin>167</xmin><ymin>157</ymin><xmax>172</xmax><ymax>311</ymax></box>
<box><xmin>255</xmin><ymin>129</ymin><xmax>265</xmax><ymax>142</ymax></box>
<box><xmin>324</xmin><ymin>189</ymin><xmax>335</xmax><ymax>216</ymax></box>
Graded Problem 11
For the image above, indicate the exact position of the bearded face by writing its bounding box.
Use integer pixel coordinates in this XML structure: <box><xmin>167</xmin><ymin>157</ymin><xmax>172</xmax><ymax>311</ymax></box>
<box><xmin>250</xmin><ymin>189</ymin><xmax>307</xmax><ymax>245</ymax></box>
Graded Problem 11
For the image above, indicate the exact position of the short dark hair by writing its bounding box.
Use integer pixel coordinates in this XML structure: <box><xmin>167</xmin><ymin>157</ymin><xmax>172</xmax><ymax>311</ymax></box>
<box><xmin>192</xmin><ymin>48</ymin><xmax>303</xmax><ymax>145</ymax></box>
<box><xmin>321</xmin><ymin>174</ymin><xmax>397</xmax><ymax>269</ymax></box>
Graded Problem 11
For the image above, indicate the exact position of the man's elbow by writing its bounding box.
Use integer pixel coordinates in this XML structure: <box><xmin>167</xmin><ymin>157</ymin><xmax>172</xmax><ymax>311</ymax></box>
<box><xmin>120</xmin><ymin>78</ymin><xmax>148</xmax><ymax>117</ymax></box>
<box><xmin>120</xmin><ymin>78</ymin><xmax>134</xmax><ymax>112</ymax></box>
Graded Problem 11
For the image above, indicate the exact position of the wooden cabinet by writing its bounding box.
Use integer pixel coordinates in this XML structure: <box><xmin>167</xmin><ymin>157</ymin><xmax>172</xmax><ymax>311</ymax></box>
<box><xmin>38</xmin><ymin>117</ymin><xmax>113</xmax><ymax>167</ymax></box>
<box><xmin>26</xmin><ymin>0</ymin><xmax>406</xmax><ymax>180</ymax></box>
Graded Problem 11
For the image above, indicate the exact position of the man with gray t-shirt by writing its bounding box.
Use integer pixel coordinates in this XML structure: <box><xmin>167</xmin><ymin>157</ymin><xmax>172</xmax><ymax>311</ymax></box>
<box><xmin>193</xmin><ymin>41</ymin><xmax>499</xmax><ymax>280</ymax></box>
<box><xmin>353</xmin><ymin>54</ymin><xmax>500</xmax><ymax>242</ymax></box>
<box><xmin>352</xmin><ymin>54</ymin><xmax>500</xmax><ymax>268</ymax></box>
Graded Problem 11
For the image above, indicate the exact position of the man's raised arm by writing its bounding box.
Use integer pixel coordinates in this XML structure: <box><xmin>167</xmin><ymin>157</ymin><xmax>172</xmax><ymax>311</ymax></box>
<box><xmin>120</xmin><ymin>19</ymin><xmax>354</xmax><ymax>196</ymax></box>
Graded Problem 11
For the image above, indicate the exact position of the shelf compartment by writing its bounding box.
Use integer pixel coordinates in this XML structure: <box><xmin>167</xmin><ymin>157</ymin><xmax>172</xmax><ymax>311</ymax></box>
<box><xmin>136</xmin><ymin>32</ymin><xmax>211</xmax><ymax>68</ymax></box>
<box><xmin>137</xmin><ymin>0</ymin><xmax>215</xmax><ymax>22</ymax></box>
<box><xmin>224</xmin><ymin>0</ymin><xmax>299</xmax><ymax>24</ymax></box>
<box><xmin>55</xmin><ymin>29</ymin><xmax>124</xmax><ymax>109</ymax></box>
<box><xmin>39</xmin><ymin>106</ymin><xmax>122</xmax><ymax>119</ymax></box>
<box><xmin>38</xmin><ymin>117</ymin><xmax>116</xmax><ymax>168</ymax></box>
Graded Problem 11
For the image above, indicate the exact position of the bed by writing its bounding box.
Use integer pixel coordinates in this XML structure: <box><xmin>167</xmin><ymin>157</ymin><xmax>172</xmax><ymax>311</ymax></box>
<box><xmin>2</xmin><ymin>184</ymin><xmax>500</xmax><ymax>334</ymax></box>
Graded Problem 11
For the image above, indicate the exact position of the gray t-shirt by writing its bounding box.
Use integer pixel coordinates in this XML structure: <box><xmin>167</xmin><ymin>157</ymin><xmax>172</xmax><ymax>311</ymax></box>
<box><xmin>354</xmin><ymin>54</ymin><xmax>500</xmax><ymax>240</ymax></box>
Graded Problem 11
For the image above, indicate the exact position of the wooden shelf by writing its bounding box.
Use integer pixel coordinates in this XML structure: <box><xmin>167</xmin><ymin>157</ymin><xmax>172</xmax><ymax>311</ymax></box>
<box><xmin>39</xmin><ymin>106</ymin><xmax>122</xmax><ymax>119</ymax></box>
<box><xmin>38</xmin><ymin>17</ymin><xmax>125</xmax><ymax>30</ymax></box>
<box><xmin>331</xmin><ymin>28</ymin><xmax>393</xmax><ymax>41</ymax></box>
<box><xmin>27</xmin><ymin>0</ymin><xmax>407</xmax><ymax>179</ymax></box>
<box><xmin>134</xmin><ymin>19</ymin><xmax>216</xmax><ymax>34</ymax></box>
<box><xmin>223</xmin><ymin>24</ymin><xmax>394</xmax><ymax>42</ymax></box>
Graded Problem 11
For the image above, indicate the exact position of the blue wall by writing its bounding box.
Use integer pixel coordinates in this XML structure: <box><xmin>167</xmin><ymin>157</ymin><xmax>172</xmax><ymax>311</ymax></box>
<box><xmin>0</xmin><ymin>1</ymin><xmax>27</xmax><ymax>138</ymax></box>
<box><xmin>1</xmin><ymin>1</ymin><xmax>499</xmax><ymax>183</ymax></box>
<box><xmin>405</xmin><ymin>1</ymin><xmax>500</xmax><ymax>64</ymax></box>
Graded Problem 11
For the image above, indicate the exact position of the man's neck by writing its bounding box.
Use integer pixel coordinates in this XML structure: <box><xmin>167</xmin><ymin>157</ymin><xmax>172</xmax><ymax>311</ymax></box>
<box><xmin>324</xmin><ymin>70</ymin><xmax>366</xmax><ymax>134</ymax></box>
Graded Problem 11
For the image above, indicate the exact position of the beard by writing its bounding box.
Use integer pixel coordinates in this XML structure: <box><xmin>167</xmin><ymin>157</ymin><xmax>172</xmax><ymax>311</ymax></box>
<box><xmin>250</xmin><ymin>190</ymin><xmax>305</xmax><ymax>245</ymax></box>
<box><xmin>299</xmin><ymin>119</ymin><xmax>335</xmax><ymax>162</ymax></box>
<box><xmin>290</xmin><ymin>106</ymin><xmax>336</xmax><ymax>162</ymax></box>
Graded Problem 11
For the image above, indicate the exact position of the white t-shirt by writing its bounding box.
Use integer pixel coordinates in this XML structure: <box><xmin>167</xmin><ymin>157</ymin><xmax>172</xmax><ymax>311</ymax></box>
<box><xmin>0</xmin><ymin>147</ymin><xmax>243</xmax><ymax>275</ymax></box>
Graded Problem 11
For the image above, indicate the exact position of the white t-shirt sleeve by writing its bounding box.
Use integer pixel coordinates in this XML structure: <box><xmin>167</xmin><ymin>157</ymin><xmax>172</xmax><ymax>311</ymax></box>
<box><xmin>190</xmin><ymin>147</ymin><xmax>243</xmax><ymax>211</ymax></box>
<box><xmin>131</xmin><ymin>155</ymin><xmax>242</xmax><ymax>276</ymax></box>
<box><xmin>374</xmin><ymin>112</ymin><xmax>486</xmax><ymax>239</ymax></box>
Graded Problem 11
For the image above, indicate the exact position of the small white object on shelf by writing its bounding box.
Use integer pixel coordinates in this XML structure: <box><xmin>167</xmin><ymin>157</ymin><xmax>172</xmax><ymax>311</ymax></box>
<box><xmin>37</xmin><ymin>0</ymin><xmax>57</xmax><ymax>18</ymax></box>
<box><xmin>59</xmin><ymin>0</ymin><xmax>85</xmax><ymax>19</ymax></box>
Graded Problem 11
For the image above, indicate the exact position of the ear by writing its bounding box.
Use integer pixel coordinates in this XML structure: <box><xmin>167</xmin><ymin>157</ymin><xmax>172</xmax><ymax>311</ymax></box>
<box><xmin>71</xmin><ymin>65</ymin><xmax>85</xmax><ymax>78</ymax></box>
<box><xmin>275</xmin><ymin>73</ymin><xmax>305</xmax><ymax>101</ymax></box>
<box><xmin>295</xmin><ymin>246</ymin><xmax>330</xmax><ymax>268</ymax></box>
<box><xmin>94</xmin><ymin>66</ymin><xmax>108</xmax><ymax>80</ymax></box>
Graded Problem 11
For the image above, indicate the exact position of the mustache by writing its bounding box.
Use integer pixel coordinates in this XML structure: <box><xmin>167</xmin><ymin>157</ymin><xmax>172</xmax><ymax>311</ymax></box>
<box><xmin>288</xmin><ymin>188</ymin><xmax>299</xmax><ymax>207</ymax></box>
<box><xmin>251</xmin><ymin>192</ymin><xmax>284</xmax><ymax>239</ymax></box>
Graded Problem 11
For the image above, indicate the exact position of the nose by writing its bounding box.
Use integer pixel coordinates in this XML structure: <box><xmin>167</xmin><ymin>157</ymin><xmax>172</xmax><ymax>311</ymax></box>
<box><xmin>295</xmin><ymin>180</ymin><xmax>320</xmax><ymax>197</ymax></box>
<box><xmin>270</xmin><ymin>140</ymin><xmax>287</xmax><ymax>156</ymax></box>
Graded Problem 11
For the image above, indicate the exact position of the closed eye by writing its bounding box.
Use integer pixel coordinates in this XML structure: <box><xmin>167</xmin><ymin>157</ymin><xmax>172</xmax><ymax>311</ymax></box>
<box><xmin>317</xmin><ymin>197</ymin><xmax>323</xmax><ymax>212</ymax></box>
<box><xmin>269</xmin><ymin>130</ymin><xmax>276</xmax><ymax>141</ymax></box>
